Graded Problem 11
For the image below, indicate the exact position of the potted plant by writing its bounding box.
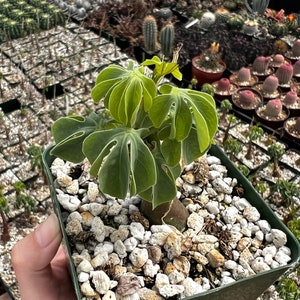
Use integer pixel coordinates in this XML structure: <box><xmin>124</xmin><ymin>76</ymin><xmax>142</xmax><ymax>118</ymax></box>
<box><xmin>191</xmin><ymin>42</ymin><xmax>226</xmax><ymax>87</ymax></box>
<box><xmin>43</xmin><ymin>56</ymin><xmax>300</xmax><ymax>299</ymax></box>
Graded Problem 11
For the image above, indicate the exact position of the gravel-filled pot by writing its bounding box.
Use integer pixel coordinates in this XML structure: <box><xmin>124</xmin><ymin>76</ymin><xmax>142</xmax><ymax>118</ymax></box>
<box><xmin>42</xmin><ymin>144</ymin><xmax>300</xmax><ymax>300</ymax></box>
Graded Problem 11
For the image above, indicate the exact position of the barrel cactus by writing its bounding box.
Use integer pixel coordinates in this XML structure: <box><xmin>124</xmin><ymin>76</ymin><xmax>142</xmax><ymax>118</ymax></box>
<box><xmin>291</xmin><ymin>39</ymin><xmax>300</xmax><ymax>57</ymax></box>
<box><xmin>262</xmin><ymin>75</ymin><xmax>279</xmax><ymax>94</ymax></box>
<box><xmin>227</xmin><ymin>13</ymin><xmax>244</xmax><ymax>30</ymax></box>
<box><xmin>252</xmin><ymin>56</ymin><xmax>271</xmax><ymax>74</ymax></box>
<box><xmin>269</xmin><ymin>21</ymin><xmax>287</xmax><ymax>38</ymax></box>
<box><xmin>244</xmin><ymin>0</ymin><xmax>270</xmax><ymax>15</ymax></box>
<box><xmin>275</xmin><ymin>63</ymin><xmax>293</xmax><ymax>84</ymax></box>
<box><xmin>283</xmin><ymin>91</ymin><xmax>298</xmax><ymax>106</ymax></box>
<box><xmin>238</xmin><ymin>89</ymin><xmax>256</xmax><ymax>107</ymax></box>
<box><xmin>263</xmin><ymin>99</ymin><xmax>283</xmax><ymax>117</ymax></box>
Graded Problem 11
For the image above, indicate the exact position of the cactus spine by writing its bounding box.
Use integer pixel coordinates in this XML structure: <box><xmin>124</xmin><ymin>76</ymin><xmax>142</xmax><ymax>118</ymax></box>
<box><xmin>159</xmin><ymin>23</ymin><xmax>174</xmax><ymax>59</ymax></box>
<box><xmin>142</xmin><ymin>15</ymin><xmax>157</xmax><ymax>54</ymax></box>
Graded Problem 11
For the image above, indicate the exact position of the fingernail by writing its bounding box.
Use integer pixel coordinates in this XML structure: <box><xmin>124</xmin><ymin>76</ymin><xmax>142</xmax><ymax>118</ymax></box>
<box><xmin>35</xmin><ymin>214</ymin><xmax>60</xmax><ymax>248</ymax></box>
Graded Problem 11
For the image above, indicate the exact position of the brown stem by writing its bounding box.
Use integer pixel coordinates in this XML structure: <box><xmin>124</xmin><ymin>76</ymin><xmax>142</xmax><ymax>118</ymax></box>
<box><xmin>0</xmin><ymin>211</ymin><xmax>10</xmax><ymax>244</ymax></box>
<box><xmin>245</xmin><ymin>140</ymin><xmax>253</xmax><ymax>160</ymax></box>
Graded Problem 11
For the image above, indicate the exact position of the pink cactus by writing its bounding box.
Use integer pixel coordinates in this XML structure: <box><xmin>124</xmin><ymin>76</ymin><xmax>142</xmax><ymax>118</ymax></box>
<box><xmin>264</xmin><ymin>99</ymin><xmax>283</xmax><ymax>117</ymax></box>
<box><xmin>273</xmin><ymin>54</ymin><xmax>285</xmax><ymax>64</ymax></box>
<box><xmin>238</xmin><ymin>90</ymin><xmax>256</xmax><ymax>107</ymax></box>
<box><xmin>237</xmin><ymin>67</ymin><xmax>251</xmax><ymax>82</ymax></box>
<box><xmin>284</xmin><ymin>91</ymin><xmax>298</xmax><ymax>106</ymax></box>
<box><xmin>293</xmin><ymin>60</ymin><xmax>300</xmax><ymax>75</ymax></box>
<box><xmin>292</xmin><ymin>39</ymin><xmax>300</xmax><ymax>57</ymax></box>
<box><xmin>262</xmin><ymin>75</ymin><xmax>279</xmax><ymax>94</ymax></box>
<box><xmin>275</xmin><ymin>63</ymin><xmax>293</xmax><ymax>84</ymax></box>
<box><xmin>217</xmin><ymin>78</ymin><xmax>231</xmax><ymax>91</ymax></box>
<box><xmin>252</xmin><ymin>56</ymin><xmax>271</xmax><ymax>74</ymax></box>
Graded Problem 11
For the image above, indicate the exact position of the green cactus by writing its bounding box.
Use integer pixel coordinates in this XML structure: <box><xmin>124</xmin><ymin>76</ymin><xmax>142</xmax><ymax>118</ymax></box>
<box><xmin>268</xmin><ymin>21</ymin><xmax>287</xmax><ymax>37</ymax></box>
<box><xmin>51</xmin><ymin>7</ymin><xmax>67</xmax><ymax>27</ymax></box>
<box><xmin>142</xmin><ymin>15</ymin><xmax>158</xmax><ymax>54</ymax></box>
<box><xmin>244</xmin><ymin>0</ymin><xmax>270</xmax><ymax>15</ymax></box>
<box><xmin>159</xmin><ymin>23</ymin><xmax>174</xmax><ymax>59</ymax></box>
<box><xmin>4</xmin><ymin>19</ymin><xmax>22</xmax><ymax>40</ymax></box>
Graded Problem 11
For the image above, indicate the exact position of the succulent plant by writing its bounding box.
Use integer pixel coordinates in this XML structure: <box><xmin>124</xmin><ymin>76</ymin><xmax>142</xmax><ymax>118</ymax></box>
<box><xmin>293</xmin><ymin>60</ymin><xmax>300</xmax><ymax>75</ymax></box>
<box><xmin>264</xmin><ymin>99</ymin><xmax>283</xmax><ymax>117</ymax></box>
<box><xmin>262</xmin><ymin>75</ymin><xmax>279</xmax><ymax>94</ymax></box>
<box><xmin>142</xmin><ymin>15</ymin><xmax>158</xmax><ymax>54</ymax></box>
<box><xmin>237</xmin><ymin>67</ymin><xmax>251</xmax><ymax>82</ymax></box>
<box><xmin>272</xmin><ymin>54</ymin><xmax>285</xmax><ymax>65</ymax></box>
<box><xmin>215</xmin><ymin>7</ymin><xmax>231</xmax><ymax>23</ymax></box>
<box><xmin>159</xmin><ymin>23</ymin><xmax>174</xmax><ymax>59</ymax></box>
<box><xmin>252</xmin><ymin>56</ymin><xmax>271</xmax><ymax>74</ymax></box>
<box><xmin>291</xmin><ymin>39</ymin><xmax>300</xmax><ymax>57</ymax></box>
<box><xmin>242</xmin><ymin>19</ymin><xmax>259</xmax><ymax>35</ymax></box>
<box><xmin>268</xmin><ymin>21</ymin><xmax>287</xmax><ymax>37</ymax></box>
<box><xmin>283</xmin><ymin>91</ymin><xmax>298</xmax><ymax>106</ymax></box>
<box><xmin>199</xmin><ymin>11</ymin><xmax>216</xmax><ymax>30</ymax></box>
<box><xmin>238</xmin><ymin>89</ymin><xmax>256</xmax><ymax>107</ymax></box>
<box><xmin>275</xmin><ymin>63</ymin><xmax>293</xmax><ymax>84</ymax></box>
<box><xmin>273</xmin><ymin>39</ymin><xmax>289</xmax><ymax>55</ymax></box>
<box><xmin>244</xmin><ymin>0</ymin><xmax>270</xmax><ymax>15</ymax></box>
<box><xmin>226</xmin><ymin>13</ymin><xmax>244</xmax><ymax>30</ymax></box>
<box><xmin>216</xmin><ymin>78</ymin><xmax>231</xmax><ymax>91</ymax></box>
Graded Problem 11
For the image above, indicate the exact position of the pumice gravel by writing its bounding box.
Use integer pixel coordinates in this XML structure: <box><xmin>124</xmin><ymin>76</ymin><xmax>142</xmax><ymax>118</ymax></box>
<box><xmin>50</xmin><ymin>153</ymin><xmax>291</xmax><ymax>299</ymax></box>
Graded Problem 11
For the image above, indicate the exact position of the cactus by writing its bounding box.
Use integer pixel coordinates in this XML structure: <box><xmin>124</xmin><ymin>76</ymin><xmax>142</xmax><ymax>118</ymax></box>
<box><xmin>275</xmin><ymin>63</ymin><xmax>293</xmax><ymax>84</ymax></box>
<box><xmin>291</xmin><ymin>39</ymin><xmax>300</xmax><ymax>57</ymax></box>
<box><xmin>238</xmin><ymin>89</ymin><xmax>256</xmax><ymax>107</ymax></box>
<box><xmin>268</xmin><ymin>21</ymin><xmax>287</xmax><ymax>37</ymax></box>
<box><xmin>293</xmin><ymin>60</ymin><xmax>300</xmax><ymax>75</ymax></box>
<box><xmin>242</xmin><ymin>19</ymin><xmax>259</xmax><ymax>35</ymax></box>
<box><xmin>264</xmin><ymin>99</ymin><xmax>283</xmax><ymax>117</ymax></box>
<box><xmin>284</xmin><ymin>91</ymin><xmax>298</xmax><ymax>106</ymax></box>
<box><xmin>252</xmin><ymin>56</ymin><xmax>271</xmax><ymax>74</ymax></box>
<box><xmin>227</xmin><ymin>13</ymin><xmax>244</xmax><ymax>30</ymax></box>
<box><xmin>199</xmin><ymin>11</ymin><xmax>216</xmax><ymax>30</ymax></box>
<box><xmin>237</xmin><ymin>67</ymin><xmax>251</xmax><ymax>82</ymax></box>
<box><xmin>159</xmin><ymin>23</ymin><xmax>174</xmax><ymax>59</ymax></box>
<box><xmin>215</xmin><ymin>8</ymin><xmax>231</xmax><ymax>23</ymax></box>
<box><xmin>262</xmin><ymin>75</ymin><xmax>279</xmax><ymax>94</ymax></box>
<box><xmin>244</xmin><ymin>0</ymin><xmax>270</xmax><ymax>15</ymax></box>
<box><xmin>216</xmin><ymin>78</ymin><xmax>231</xmax><ymax>91</ymax></box>
<box><xmin>272</xmin><ymin>54</ymin><xmax>285</xmax><ymax>65</ymax></box>
<box><xmin>142</xmin><ymin>15</ymin><xmax>158</xmax><ymax>54</ymax></box>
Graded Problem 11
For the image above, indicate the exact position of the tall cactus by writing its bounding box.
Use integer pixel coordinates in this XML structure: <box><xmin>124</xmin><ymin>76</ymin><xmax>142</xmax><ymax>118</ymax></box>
<box><xmin>142</xmin><ymin>15</ymin><xmax>157</xmax><ymax>54</ymax></box>
<box><xmin>159</xmin><ymin>23</ymin><xmax>174</xmax><ymax>59</ymax></box>
<box><xmin>244</xmin><ymin>0</ymin><xmax>270</xmax><ymax>15</ymax></box>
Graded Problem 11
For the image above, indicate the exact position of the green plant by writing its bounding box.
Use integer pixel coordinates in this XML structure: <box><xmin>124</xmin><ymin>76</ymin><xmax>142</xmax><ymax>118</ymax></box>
<box><xmin>13</xmin><ymin>181</ymin><xmax>37</xmax><ymax>213</ymax></box>
<box><xmin>142</xmin><ymin>15</ymin><xmax>157</xmax><ymax>54</ymax></box>
<box><xmin>223</xmin><ymin>137</ymin><xmax>243</xmax><ymax>160</ymax></box>
<box><xmin>27</xmin><ymin>145</ymin><xmax>45</xmax><ymax>181</ymax></box>
<box><xmin>194</xmin><ymin>42</ymin><xmax>224</xmax><ymax>72</ymax></box>
<box><xmin>245</xmin><ymin>124</ymin><xmax>264</xmax><ymax>160</ymax></box>
<box><xmin>219</xmin><ymin>98</ymin><xmax>232</xmax><ymax>123</ymax></box>
<box><xmin>50</xmin><ymin>56</ymin><xmax>218</xmax><ymax>225</ymax></box>
<box><xmin>159</xmin><ymin>23</ymin><xmax>175</xmax><ymax>59</ymax></box>
<box><xmin>222</xmin><ymin>114</ymin><xmax>237</xmax><ymax>145</ymax></box>
<box><xmin>287</xmin><ymin>219</ymin><xmax>300</xmax><ymax>241</ymax></box>
<box><xmin>267</xmin><ymin>143</ymin><xmax>285</xmax><ymax>177</ymax></box>
<box><xmin>0</xmin><ymin>187</ymin><xmax>10</xmax><ymax>244</ymax></box>
<box><xmin>276</xmin><ymin>276</ymin><xmax>300</xmax><ymax>299</ymax></box>
<box><xmin>244</xmin><ymin>0</ymin><xmax>270</xmax><ymax>15</ymax></box>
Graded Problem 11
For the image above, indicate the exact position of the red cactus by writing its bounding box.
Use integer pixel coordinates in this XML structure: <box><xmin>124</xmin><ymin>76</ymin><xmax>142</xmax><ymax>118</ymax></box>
<box><xmin>238</xmin><ymin>90</ymin><xmax>256</xmax><ymax>107</ymax></box>
<box><xmin>262</xmin><ymin>75</ymin><xmax>279</xmax><ymax>94</ymax></box>
<box><xmin>276</xmin><ymin>63</ymin><xmax>293</xmax><ymax>84</ymax></box>
<box><xmin>217</xmin><ymin>78</ymin><xmax>231</xmax><ymax>91</ymax></box>
<box><xmin>237</xmin><ymin>67</ymin><xmax>251</xmax><ymax>82</ymax></box>
<box><xmin>284</xmin><ymin>91</ymin><xmax>298</xmax><ymax>106</ymax></box>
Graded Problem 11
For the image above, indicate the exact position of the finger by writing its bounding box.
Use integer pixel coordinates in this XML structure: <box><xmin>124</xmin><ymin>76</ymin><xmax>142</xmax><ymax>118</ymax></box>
<box><xmin>11</xmin><ymin>214</ymin><xmax>62</xmax><ymax>299</ymax></box>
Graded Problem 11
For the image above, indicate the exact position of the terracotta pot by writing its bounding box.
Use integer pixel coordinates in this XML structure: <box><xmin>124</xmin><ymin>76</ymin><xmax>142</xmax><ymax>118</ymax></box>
<box><xmin>191</xmin><ymin>57</ymin><xmax>226</xmax><ymax>87</ymax></box>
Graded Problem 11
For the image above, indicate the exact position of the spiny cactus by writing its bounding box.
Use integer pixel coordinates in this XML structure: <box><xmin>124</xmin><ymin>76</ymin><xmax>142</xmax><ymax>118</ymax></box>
<box><xmin>284</xmin><ymin>91</ymin><xmax>298</xmax><ymax>106</ymax></box>
<box><xmin>237</xmin><ymin>67</ymin><xmax>251</xmax><ymax>82</ymax></box>
<box><xmin>293</xmin><ymin>60</ymin><xmax>300</xmax><ymax>75</ymax></box>
<box><xmin>238</xmin><ymin>89</ymin><xmax>256</xmax><ymax>107</ymax></box>
<box><xmin>262</xmin><ymin>75</ymin><xmax>279</xmax><ymax>94</ymax></box>
<box><xmin>272</xmin><ymin>54</ymin><xmax>285</xmax><ymax>65</ymax></box>
<box><xmin>268</xmin><ymin>21</ymin><xmax>287</xmax><ymax>37</ymax></box>
<box><xmin>216</xmin><ymin>78</ymin><xmax>231</xmax><ymax>91</ymax></box>
<box><xmin>244</xmin><ymin>0</ymin><xmax>270</xmax><ymax>15</ymax></box>
<box><xmin>264</xmin><ymin>99</ymin><xmax>283</xmax><ymax>117</ymax></box>
<box><xmin>291</xmin><ymin>39</ymin><xmax>300</xmax><ymax>57</ymax></box>
<box><xmin>159</xmin><ymin>23</ymin><xmax>174</xmax><ymax>59</ymax></box>
<box><xmin>275</xmin><ymin>63</ymin><xmax>293</xmax><ymax>84</ymax></box>
<box><xmin>142</xmin><ymin>15</ymin><xmax>158</xmax><ymax>54</ymax></box>
<box><xmin>252</xmin><ymin>56</ymin><xmax>271</xmax><ymax>74</ymax></box>
<box><xmin>227</xmin><ymin>13</ymin><xmax>244</xmax><ymax>30</ymax></box>
<box><xmin>199</xmin><ymin>11</ymin><xmax>216</xmax><ymax>30</ymax></box>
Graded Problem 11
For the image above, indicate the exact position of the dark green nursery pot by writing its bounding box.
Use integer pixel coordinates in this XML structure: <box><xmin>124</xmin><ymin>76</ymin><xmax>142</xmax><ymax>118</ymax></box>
<box><xmin>43</xmin><ymin>144</ymin><xmax>300</xmax><ymax>300</ymax></box>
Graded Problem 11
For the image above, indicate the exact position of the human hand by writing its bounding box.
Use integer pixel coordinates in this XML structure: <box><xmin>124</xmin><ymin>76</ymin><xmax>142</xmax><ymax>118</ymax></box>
<box><xmin>11</xmin><ymin>213</ymin><xmax>76</xmax><ymax>300</ymax></box>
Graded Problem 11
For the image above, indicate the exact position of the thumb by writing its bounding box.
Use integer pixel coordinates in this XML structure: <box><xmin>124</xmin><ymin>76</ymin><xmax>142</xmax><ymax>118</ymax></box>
<box><xmin>11</xmin><ymin>213</ymin><xmax>62</xmax><ymax>293</ymax></box>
